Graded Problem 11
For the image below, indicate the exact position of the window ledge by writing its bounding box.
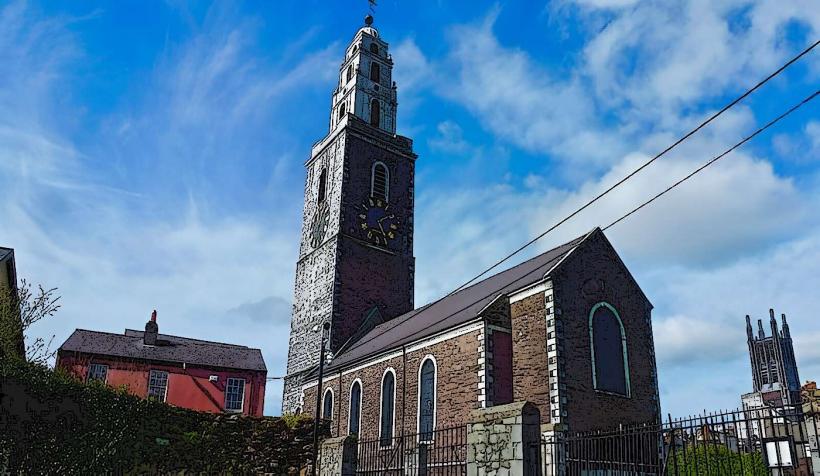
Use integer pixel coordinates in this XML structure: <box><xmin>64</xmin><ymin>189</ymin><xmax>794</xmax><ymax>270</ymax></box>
<box><xmin>594</xmin><ymin>389</ymin><xmax>631</xmax><ymax>399</ymax></box>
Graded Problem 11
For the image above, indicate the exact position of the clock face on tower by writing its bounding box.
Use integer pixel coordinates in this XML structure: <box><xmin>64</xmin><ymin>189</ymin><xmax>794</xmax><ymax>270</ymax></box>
<box><xmin>359</xmin><ymin>197</ymin><xmax>399</xmax><ymax>246</ymax></box>
<box><xmin>310</xmin><ymin>205</ymin><xmax>330</xmax><ymax>248</ymax></box>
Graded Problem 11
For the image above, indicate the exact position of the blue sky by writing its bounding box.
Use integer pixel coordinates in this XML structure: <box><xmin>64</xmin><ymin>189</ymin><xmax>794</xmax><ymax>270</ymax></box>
<box><xmin>2</xmin><ymin>0</ymin><xmax>819</xmax><ymax>417</ymax></box>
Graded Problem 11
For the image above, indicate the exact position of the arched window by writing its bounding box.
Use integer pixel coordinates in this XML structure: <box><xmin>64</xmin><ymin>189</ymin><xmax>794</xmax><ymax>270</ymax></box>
<box><xmin>370</xmin><ymin>62</ymin><xmax>380</xmax><ymax>83</ymax></box>
<box><xmin>349</xmin><ymin>380</ymin><xmax>362</xmax><ymax>435</ymax></box>
<box><xmin>380</xmin><ymin>369</ymin><xmax>396</xmax><ymax>446</ymax></box>
<box><xmin>370</xmin><ymin>99</ymin><xmax>380</xmax><ymax>128</ymax></box>
<box><xmin>589</xmin><ymin>302</ymin><xmax>630</xmax><ymax>396</ymax></box>
<box><xmin>338</xmin><ymin>103</ymin><xmax>346</xmax><ymax>121</ymax></box>
<box><xmin>318</xmin><ymin>168</ymin><xmax>327</xmax><ymax>204</ymax></box>
<box><xmin>371</xmin><ymin>162</ymin><xmax>389</xmax><ymax>202</ymax></box>
<box><xmin>346</xmin><ymin>64</ymin><xmax>354</xmax><ymax>83</ymax></box>
<box><xmin>418</xmin><ymin>356</ymin><xmax>436</xmax><ymax>441</ymax></box>
<box><xmin>322</xmin><ymin>388</ymin><xmax>334</xmax><ymax>420</ymax></box>
<box><xmin>370</xmin><ymin>43</ymin><xmax>379</xmax><ymax>54</ymax></box>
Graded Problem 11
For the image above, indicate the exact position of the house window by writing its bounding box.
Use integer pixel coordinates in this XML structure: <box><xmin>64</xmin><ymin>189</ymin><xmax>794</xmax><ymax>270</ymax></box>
<box><xmin>418</xmin><ymin>357</ymin><xmax>436</xmax><ymax>441</ymax></box>
<box><xmin>322</xmin><ymin>388</ymin><xmax>333</xmax><ymax>420</ymax></box>
<box><xmin>349</xmin><ymin>380</ymin><xmax>362</xmax><ymax>435</ymax></box>
<box><xmin>589</xmin><ymin>302</ymin><xmax>630</xmax><ymax>396</ymax></box>
<box><xmin>370</xmin><ymin>43</ymin><xmax>379</xmax><ymax>54</ymax></box>
<box><xmin>380</xmin><ymin>369</ymin><xmax>395</xmax><ymax>446</ymax></box>
<box><xmin>318</xmin><ymin>168</ymin><xmax>327</xmax><ymax>204</ymax></box>
<box><xmin>371</xmin><ymin>162</ymin><xmax>389</xmax><ymax>201</ymax></box>
<box><xmin>87</xmin><ymin>363</ymin><xmax>108</xmax><ymax>383</ymax></box>
<box><xmin>370</xmin><ymin>99</ymin><xmax>380</xmax><ymax>127</ymax></box>
<box><xmin>148</xmin><ymin>370</ymin><xmax>169</xmax><ymax>402</ymax></box>
<box><xmin>369</xmin><ymin>62</ymin><xmax>380</xmax><ymax>83</ymax></box>
<box><xmin>346</xmin><ymin>64</ymin><xmax>354</xmax><ymax>82</ymax></box>
<box><xmin>225</xmin><ymin>378</ymin><xmax>245</xmax><ymax>412</ymax></box>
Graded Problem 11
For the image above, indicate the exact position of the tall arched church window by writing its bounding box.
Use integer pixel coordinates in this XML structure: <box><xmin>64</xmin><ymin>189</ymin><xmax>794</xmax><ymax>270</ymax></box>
<box><xmin>346</xmin><ymin>64</ymin><xmax>354</xmax><ymax>83</ymax></box>
<box><xmin>371</xmin><ymin>162</ymin><xmax>389</xmax><ymax>202</ymax></box>
<box><xmin>418</xmin><ymin>357</ymin><xmax>436</xmax><ymax>441</ymax></box>
<box><xmin>322</xmin><ymin>388</ymin><xmax>334</xmax><ymax>420</ymax></box>
<box><xmin>318</xmin><ymin>168</ymin><xmax>327</xmax><ymax>204</ymax></box>
<box><xmin>370</xmin><ymin>43</ymin><xmax>379</xmax><ymax>54</ymax></box>
<box><xmin>349</xmin><ymin>381</ymin><xmax>362</xmax><ymax>435</ymax></box>
<box><xmin>589</xmin><ymin>302</ymin><xmax>630</xmax><ymax>396</ymax></box>
<box><xmin>370</xmin><ymin>62</ymin><xmax>380</xmax><ymax>83</ymax></box>
<box><xmin>380</xmin><ymin>370</ymin><xmax>395</xmax><ymax>446</ymax></box>
<box><xmin>338</xmin><ymin>103</ymin><xmax>346</xmax><ymax>121</ymax></box>
<box><xmin>370</xmin><ymin>99</ymin><xmax>380</xmax><ymax>128</ymax></box>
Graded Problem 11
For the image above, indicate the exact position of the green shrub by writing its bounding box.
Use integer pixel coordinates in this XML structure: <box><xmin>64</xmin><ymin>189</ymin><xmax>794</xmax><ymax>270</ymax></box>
<box><xmin>668</xmin><ymin>444</ymin><xmax>768</xmax><ymax>475</ymax></box>
<box><xmin>0</xmin><ymin>359</ymin><xmax>329</xmax><ymax>475</ymax></box>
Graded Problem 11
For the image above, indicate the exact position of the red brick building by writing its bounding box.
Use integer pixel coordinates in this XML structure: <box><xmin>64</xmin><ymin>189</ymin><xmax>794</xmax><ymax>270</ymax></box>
<box><xmin>57</xmin><ymin>312</ymin><xmax>267</xmax><ymax>416</ymax></box>
<box><xmin>283</xmin><ymin>16</ymin><xmax>660</xmax><ymax>441</ymax></box>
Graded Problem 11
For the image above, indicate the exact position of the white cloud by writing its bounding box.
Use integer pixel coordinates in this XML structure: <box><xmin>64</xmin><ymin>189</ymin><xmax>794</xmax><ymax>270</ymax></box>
<box><xmin>579</xmin><ymin>0</ymin><xmax>820</xmax><ymax>122</ymax></box>
<box><xmin>434</xmin><ymin>9</ymin><xmax>624</xmax><ymax>167</ymax></box>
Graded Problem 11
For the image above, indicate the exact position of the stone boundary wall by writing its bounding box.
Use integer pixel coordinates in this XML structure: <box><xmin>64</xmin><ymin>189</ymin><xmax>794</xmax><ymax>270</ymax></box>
<box><xmin>467</xmin><ymin>401</ymin><xmax>542</xmax><ymax>476</ymax></box>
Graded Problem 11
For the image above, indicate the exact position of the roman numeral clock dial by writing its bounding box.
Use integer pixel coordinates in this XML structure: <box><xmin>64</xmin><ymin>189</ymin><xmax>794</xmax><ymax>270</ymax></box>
<box><xmin>359</xmin><ymin>197</ymin><xmax>399</xmax><ymax>247</ymax></box>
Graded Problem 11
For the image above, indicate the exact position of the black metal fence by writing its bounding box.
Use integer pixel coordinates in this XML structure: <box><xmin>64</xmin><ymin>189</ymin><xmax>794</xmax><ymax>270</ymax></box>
<box><xmin>542</xmin><ymin>404</ymin><xmax>819</xmax><ymax>475</ymax></box>
<box><xmin>355</xmin><ymin>425</ymin><xmax>468</xmax><ymax>476</ymax></box>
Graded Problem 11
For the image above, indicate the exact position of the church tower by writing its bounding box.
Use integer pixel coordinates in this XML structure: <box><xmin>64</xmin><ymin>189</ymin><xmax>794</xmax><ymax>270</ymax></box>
<box><xmin>745</xmin><ymin>309</ymin><xmax>801</xmax><ymax>406</ymax></box>
<box><xmin>282</xmin><ymin>15</ymin><xmax>416</xmax><ymax>413</ymax></box>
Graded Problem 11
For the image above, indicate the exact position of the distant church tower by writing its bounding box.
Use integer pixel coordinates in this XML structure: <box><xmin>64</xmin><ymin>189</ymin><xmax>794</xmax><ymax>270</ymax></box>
<box><xmin>745</xmin><ymin>309</ymin><xmax>801</xmax><ymax>406</ymax></box>
<box><xmin>282</xmin><ymin>15</ymin><xmax>416</xmax><ymax>413</ymax></box>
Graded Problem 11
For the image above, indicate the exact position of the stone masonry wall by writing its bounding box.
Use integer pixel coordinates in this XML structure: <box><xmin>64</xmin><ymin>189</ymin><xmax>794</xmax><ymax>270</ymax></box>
<box><xmin>302</xmin><ymin>327</ymin><xmax>482</xmax><ymax>439</ymax></box>
<box><xmin>510</xmin><ymin>292</ymin><xmax>552</xmax><ymax>425</ymax></box>
<box><xmin>552</xmin><ymin>231</ymin><xmax>660</xmax><ymax>432</ymax></box>
<box><xmin>284</xmin><ymin>116</ymin><xmax>417</xmax><ymax>413</ymax></box>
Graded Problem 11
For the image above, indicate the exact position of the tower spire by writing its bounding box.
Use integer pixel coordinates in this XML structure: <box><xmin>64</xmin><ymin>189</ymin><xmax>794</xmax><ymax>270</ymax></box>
<box><xmin>757</xmin><ymin>319</ymin><xmax>765</xmax><ymax>339</ymax></box>
<box><xmin>327</xmin><ymin>13</ymin><xmax>397</xmax><ymax>134</ymax></box>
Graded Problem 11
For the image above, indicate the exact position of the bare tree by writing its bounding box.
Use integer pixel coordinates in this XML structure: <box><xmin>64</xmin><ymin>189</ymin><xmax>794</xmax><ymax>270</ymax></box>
<box><xmin>0</xmin><ymin>279</ymin><xmax>61</xmax><ymax>364</ymax></box>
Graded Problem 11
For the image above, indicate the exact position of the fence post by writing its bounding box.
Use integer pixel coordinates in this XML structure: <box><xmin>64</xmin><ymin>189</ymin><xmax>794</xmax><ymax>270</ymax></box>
<box><xmin>318</xmin><ymin>435</ymin><xmax>357</xmax><ymax>476</ymax></box>
<box><xmin>803</xmin><ymin>401</ymin><xmax>820</xmax><ymax>476</ymax></box>
<box><xmin>467</xmin><ymin>401</ymin><xmax>542</xmax><ymax>476</ymax></box>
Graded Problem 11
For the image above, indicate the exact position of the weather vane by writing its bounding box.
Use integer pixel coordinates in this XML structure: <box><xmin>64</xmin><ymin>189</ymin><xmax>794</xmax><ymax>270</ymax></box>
<box><xmin>368</xmin><ymin>0</ymin><xmax>377</xmax><ymax>15</ymax></box>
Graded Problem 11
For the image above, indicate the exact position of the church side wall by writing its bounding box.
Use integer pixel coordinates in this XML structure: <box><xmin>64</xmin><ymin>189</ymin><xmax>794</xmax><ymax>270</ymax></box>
<box><xmin>552</xmin><ymin>231</ymin><xmax>660</xmax><ymax>432</ymax></box>
<box><xmin>510</xmin><ymin>292</ymin><xmax>552</xmax><ymax>425</ymax></box>
<box><xmin>301</xmin><ymin>327</ymin><xmax>482</xmax><ymax>439</ymax></box>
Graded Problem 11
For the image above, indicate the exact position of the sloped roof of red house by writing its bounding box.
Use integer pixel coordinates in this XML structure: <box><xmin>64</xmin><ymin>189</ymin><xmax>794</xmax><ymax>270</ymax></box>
<box><xmin>59</xmin><ymin>328</ymin><xmax>267</xmax><ymax>372</ymax></box>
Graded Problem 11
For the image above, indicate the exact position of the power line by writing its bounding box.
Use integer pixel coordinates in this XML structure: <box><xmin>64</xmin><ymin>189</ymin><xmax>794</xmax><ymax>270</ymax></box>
<box><xmin>334</xmin><ymin>88</ymin><xmax>818</xmax><ymax>369</ymax></box>
<box><xmin>448</xmin><ymin>39</ymin><xmax>819</xmax><ymax>295</ymax></box>
<box><xmin>604</xmin><ymin>89</ymin><xmax>820</xmax><ymax>231</ymax></box>
<box><xmin>315</xmin><ymin>40</ymin><xmax>818</xmax><ymax>363</ymax></box>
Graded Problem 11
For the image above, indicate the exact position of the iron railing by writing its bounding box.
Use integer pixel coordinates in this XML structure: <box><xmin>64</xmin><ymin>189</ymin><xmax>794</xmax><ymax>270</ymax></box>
<box><xmin>542</xmin><ymin>404</ymin><xmax>819</xmax><ymax>475</ymax></box>
<box><xmin>356</xmin><ymin>425</ymin><xmax>468</xmax><ymax>476</ymax></box>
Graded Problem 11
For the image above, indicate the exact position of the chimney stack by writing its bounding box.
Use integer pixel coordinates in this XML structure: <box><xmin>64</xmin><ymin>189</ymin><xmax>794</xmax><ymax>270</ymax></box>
<box><xmin>144</xmin><ymin>309</ymin><xmax>158</xmax><ymax>346</ymax></box>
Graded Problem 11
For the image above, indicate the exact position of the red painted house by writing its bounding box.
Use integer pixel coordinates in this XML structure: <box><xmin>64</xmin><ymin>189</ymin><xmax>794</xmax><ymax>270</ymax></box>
<box><xmin>56</xmin><ymin>312</ymin><xmax>267</xmax><ymax>416</ymax></box>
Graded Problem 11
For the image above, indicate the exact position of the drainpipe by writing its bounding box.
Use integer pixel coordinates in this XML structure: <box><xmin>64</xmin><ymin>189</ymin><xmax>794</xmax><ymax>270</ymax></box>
<box><xmin>401</xmin><ymin>345</ymin><xmax>407</xmax><ymax>438</ymax></box>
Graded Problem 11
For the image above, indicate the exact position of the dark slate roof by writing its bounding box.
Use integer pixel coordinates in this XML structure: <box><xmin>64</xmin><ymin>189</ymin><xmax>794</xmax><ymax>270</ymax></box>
<box><xmin>59</xmin><ymin>328</ymin><xmax>267</xmax><ymax>372</ymax></box>
<box><xmin>0</xmin><ymin>247</ymin><xmax>12</xmax><ymax>262</ymax></box>
<box><xmin>327</xmin><ymin>229</ymin><xmax>594</xmax><ymax>371</ymax></box>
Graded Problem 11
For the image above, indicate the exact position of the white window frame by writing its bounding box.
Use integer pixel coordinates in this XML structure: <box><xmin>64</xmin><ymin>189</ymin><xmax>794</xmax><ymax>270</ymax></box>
<box><xmin>322</xmin><ymin>387</ymin><xmax>334</xmax><ymax>420</ymax></box>
<box><xmin>416</xmin><ymin>354</ymin><xmax>438</xmax><ymax>442</ymax></box>
<box><xmin>588</xmin><ymin>301</ymin><xmax>631</xmax><ymax>397</ymax></box>
<box><xmin>87</xmin><ymin>363</ymin><xmax>108</xmax><ymax>383</ymax></box>
<box><xmin>379</xmin><ymin>367</ymin><xmax>397</xmax><ymax>447</ymax></box>
<box><xmin>348</xmin><ymin>379</ymin><xmax>363</xmax><ymax>436</ymax></box>
<box><xmin>225</xmin><ymin>377</ymin><xmax>246</xmax><ymax>413</ymax></box>
<box><xmin>370</xmin><ymin>161</ymin><xmax>389</xmax><ymax>201</ymax></box>
<box><xmin>148</xmin><ymin>370</ymin><xmax>169</xmax><ymax>402</ymax></box>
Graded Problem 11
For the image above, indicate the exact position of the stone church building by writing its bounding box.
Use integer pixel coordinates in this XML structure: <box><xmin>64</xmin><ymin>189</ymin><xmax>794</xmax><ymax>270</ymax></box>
<box><xmin>283</xmin><ymin>16</ymin><xmax>660</xmax><ymax>439</ymax></box>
